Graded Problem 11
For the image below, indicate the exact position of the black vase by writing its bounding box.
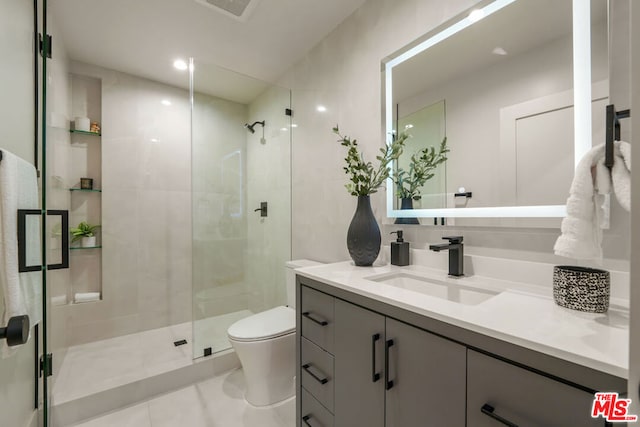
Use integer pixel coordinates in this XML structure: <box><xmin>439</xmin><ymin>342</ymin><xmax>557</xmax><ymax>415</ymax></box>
<box><xmin>394</xmin><ymin>197</ymin><xmax>420</xmax><ymax>224</ymax></box>
<box><xmin>347</xmin><ymin>195</ymin><xmax>381</xmax><ymax>266</ymax></box>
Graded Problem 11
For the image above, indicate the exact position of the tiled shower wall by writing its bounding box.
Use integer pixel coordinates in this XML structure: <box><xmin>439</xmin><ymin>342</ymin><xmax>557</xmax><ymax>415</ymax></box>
<box><xmin>50</xmin><ymin>59</ymin><xmax>290</xmax><ymax>348</ymax></box>
<box><xmin>246</xmin><ymin>86</ymin><xmax>292</xmax><ymax>313</ymax></box>
<box><xmin>49</xmin><ymin>61</ymin><xmax>194</xmax><ymax>346</ymax></box>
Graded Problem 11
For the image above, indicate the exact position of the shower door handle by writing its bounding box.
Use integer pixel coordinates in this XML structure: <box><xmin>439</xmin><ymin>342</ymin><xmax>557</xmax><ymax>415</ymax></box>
<box><xmin>18</xmin><ymin>209</ymin><xmax>69</xmax><ymax>272</ymax></box>
<box><xmin>0</xmin><ymin>315</ymin><xmax>30</xmax><ymax>346</ymax></box>
<box><xmin>47</xmin><ymin>210</ymin><xmax>69</xmax><ymax>270</ymax></box>
<box><xmin>17</xmin><ymin>209</ymin><xmax>41</xmax><ymax>272</ymax></box>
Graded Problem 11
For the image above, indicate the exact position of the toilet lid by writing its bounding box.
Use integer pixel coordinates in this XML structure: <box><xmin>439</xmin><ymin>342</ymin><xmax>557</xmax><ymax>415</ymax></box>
<box><xmin>228</xmin><ymin>306</ymin><xmax>295</xmax><ymax>342</ymax></box>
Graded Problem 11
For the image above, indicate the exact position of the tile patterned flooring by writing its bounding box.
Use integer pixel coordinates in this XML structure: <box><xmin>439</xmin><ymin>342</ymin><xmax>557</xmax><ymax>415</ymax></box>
<box><xmin>66</xmin><ymin>369</ymin><xmax>296</xmax><ymax>427</ymax></box>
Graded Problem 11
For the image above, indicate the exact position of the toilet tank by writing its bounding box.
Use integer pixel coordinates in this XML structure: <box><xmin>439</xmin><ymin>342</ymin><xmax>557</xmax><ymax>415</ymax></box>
<box><xmin>286</xmin><ymin>259</ymin><xmax>322</xmax><ymax>308</ymax></box>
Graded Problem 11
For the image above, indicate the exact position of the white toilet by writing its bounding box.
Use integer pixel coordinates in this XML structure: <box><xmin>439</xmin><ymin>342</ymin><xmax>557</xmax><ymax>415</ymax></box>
<box><xmin>227</xmin><ymin>259</ymin><xmax>321</xmax><ymax>407</ymax></box>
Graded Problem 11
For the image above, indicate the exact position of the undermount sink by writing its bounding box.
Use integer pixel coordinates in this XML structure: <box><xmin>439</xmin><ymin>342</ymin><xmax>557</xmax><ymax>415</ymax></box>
<box><xmin>367</xmin><ymin>272</ymin><xmax>500</xmax><ymax>305</ymax></box>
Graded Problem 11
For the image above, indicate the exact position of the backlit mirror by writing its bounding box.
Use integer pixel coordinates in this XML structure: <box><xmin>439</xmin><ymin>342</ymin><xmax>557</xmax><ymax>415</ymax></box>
<box><xmin>383</xmin><ymin>0</ymin><xmax>608</xmax><ymax>223</ymax></box>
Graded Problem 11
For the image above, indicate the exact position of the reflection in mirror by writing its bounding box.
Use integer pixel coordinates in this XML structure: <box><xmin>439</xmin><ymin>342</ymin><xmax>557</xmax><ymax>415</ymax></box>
<box><xmin>395</xmin><ymin>100</ymin><xmax>446</xmax><ymax>210</ymax></box>
<box><xmin>384</xmin><ymin>0</ymin><xmax>608</xmax><ymax>221</ymax></box>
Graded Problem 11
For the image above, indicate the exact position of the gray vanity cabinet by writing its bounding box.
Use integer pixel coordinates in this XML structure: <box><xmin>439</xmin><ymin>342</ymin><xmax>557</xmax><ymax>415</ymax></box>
<box><xmin>466</xmin><ymin>350</ymin><xmax>602</xmax><ymax>427</ymax></box>
<box><xmin>334</xmin><ymin>299</ymin><xmax>385</xmax><ymax>427</ymax></box>
<box><xmin>385</xmin><ymin>317</ymin><xmax>466</xmax><ymax>427</ymax></box>
<box><xmin>298</xmin><ymin>277</ymin><xmax>625</xmax><ymax>427</ymax></box>
<box><xmin>333</xmin><ymin>299</ymin><xmax>466</xmax><ymax>427</ymax></box>
<box><xmin>299</xmin><ymin>285</ymin><xmax>336</xmax><ymax>427</ymax></box>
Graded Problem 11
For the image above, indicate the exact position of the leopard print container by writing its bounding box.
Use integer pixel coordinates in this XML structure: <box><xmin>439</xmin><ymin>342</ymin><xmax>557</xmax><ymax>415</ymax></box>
<box><xmin>553</xmin><ymin>266</ymin><xmax>610</xmax><ymax>313</ymax></box>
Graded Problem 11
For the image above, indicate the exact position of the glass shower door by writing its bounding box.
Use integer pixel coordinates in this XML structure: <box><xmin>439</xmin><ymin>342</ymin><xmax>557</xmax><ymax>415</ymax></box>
<box><xmin>190</xmin><ymin>59</ymin><xmax>291</xmax><ymax>358</ymax></box>
<box><xmin>0</xmin><ymin>0</ymin><xmax>45</xmax><ymax>425</ymax></box>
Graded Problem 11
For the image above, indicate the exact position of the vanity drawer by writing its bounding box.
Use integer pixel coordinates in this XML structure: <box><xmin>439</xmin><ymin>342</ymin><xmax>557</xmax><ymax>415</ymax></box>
<box><xmin>301</xmin><ymin>337</ymin><xmax>335</xmax><ymax>413</ymax></box>
<box><xmin>467</xmin><ymin>350</ymin><xmax>601</xmax><ymax>427</ymax></box>
<box><xmin>301</xmin><ymin>387</ymin><xmax>334</xmax><ymax>427</ymax></box>
<box><xmin>301</xmin><ymin>285</ymin><xmax>335</xmax><ymax>353</ymax></box>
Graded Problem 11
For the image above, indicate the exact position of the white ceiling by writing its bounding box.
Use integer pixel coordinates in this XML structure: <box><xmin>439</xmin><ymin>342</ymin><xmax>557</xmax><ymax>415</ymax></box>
<box><xmin>51</xmin><ymin>0</ymin><xmax>367</xmax><ymax>103</ymax></box>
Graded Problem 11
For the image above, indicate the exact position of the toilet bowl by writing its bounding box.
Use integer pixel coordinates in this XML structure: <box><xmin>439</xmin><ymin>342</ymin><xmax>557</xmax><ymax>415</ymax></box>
<box><xmin>227</xmin><ymin>259</ymin><xmax>321</xmax><ymax>407</ymax></box>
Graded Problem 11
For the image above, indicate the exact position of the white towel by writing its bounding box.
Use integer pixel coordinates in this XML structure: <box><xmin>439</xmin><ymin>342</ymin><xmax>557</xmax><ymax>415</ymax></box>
<box><xmin>0</xmin><ymin>150</ymin><xmax>42</xmax><ymax>356</ymax></box>
<box><xmin>74</xmin><ymin>292</ymin><xmax>101</xmax><ymax>303</ymax></box>
<box><xmin>554</xmin><ymin>143</ymin><xmax>608</xmax><ymax>262</ymax></box>
<box><xmin>611</xmin><ymin>141</ymin><xmax>631</xmax><ymax>212</ymax></box>
<box><xmin>554</xmin><ymin>141</ymin><xmax>631</xmax><ymax>261</ymax></box>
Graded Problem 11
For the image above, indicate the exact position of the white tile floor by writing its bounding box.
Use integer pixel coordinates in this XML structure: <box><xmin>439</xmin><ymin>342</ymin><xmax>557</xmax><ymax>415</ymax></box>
<box><xmin>53</xmin><ymin>310</ymin><xmax>252</xmax><ymax>405</ymax></box>
<box><xmin>66</xmin><ymin>369</ymin><xmax>296</xmax><ymax>427</ymax></box>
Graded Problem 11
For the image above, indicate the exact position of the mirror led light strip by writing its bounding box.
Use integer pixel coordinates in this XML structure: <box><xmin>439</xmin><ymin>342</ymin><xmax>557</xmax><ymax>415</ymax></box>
<box><xmin>573</xmin><ymin>0</ymin><xmax>592</xmax><ymax>169</ymax></box>
<box><xmin>385</xmin><ymin>0</ymin><xmax>588</xmax><ymax>218</ymax></box>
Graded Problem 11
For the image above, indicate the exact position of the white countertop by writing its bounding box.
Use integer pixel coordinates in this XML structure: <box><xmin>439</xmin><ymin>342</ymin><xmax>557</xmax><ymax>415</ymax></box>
<box><xmin>296</xmin><ymin>261</ymin><xmax>629</xmax><ymax>379</ymax></box>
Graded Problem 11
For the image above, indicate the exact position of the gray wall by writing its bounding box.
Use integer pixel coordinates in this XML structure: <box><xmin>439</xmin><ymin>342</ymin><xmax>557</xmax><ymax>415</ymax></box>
<box><xmin>282</xmin><ymin>0</ymin><xmax>630</xmax><ymax>272</ymax></box>
<box><xmin>0</xmin><ymin>0</ymin><xmax>35</xmax><ymax>163</ymax></box>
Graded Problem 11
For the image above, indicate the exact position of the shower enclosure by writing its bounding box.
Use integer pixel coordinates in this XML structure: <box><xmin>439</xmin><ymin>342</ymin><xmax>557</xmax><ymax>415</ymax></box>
<box><xmin>1</xmin><ymin>2</ymin><xmax>292</xmax><ymax>423</ymax></box>
<box><xmin>190</xmin><ymin>59</ymin><xmax>292</xmax><ymax>358</ymax></box>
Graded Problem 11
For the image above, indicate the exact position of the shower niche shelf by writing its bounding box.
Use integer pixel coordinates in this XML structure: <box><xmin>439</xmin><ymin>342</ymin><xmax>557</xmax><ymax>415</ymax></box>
<box><xmin>69</xmin><ymin>188</ymin><xmax>102</xmax><ymax>193</ymax></box>
<box><xmin>67</xmin><ymin>72</ymin><xmax>103</xmax><ymax>301</ymax></box>
<box><xmin>69</xmin><ymin>129</ymin><xmax>101</xmax><ymax>137</ymax></box>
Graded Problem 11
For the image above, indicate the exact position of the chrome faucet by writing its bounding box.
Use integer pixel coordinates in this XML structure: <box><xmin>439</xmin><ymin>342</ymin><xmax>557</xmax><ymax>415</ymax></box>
<box><xmin>429</xmin><ymin>236</ymin><xmax>464</xmax><ymax>276</ymax></box>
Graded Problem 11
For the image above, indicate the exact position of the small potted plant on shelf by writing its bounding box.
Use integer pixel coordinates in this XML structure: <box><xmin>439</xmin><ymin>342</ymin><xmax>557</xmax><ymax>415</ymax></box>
<box><xmin>333</xmin><ymin>125</ymin><xmax>409</xmax><ymax>266</ymax></box>
<box><xmin>70</xmin><ymin>221</ymin><xmax>100</xmax><ymax>248</ymax></box>
<box><xmin>392</xmin><ymin>137</ymin><xmax>448</xmax><ymax>224</ymax></box>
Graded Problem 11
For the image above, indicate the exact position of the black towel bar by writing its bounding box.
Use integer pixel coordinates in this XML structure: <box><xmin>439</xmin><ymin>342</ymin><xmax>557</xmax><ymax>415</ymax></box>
<box><xmin>605</xmin><ymin>104</ymin><xmax>631</xmax><ymax>169</ymax></box>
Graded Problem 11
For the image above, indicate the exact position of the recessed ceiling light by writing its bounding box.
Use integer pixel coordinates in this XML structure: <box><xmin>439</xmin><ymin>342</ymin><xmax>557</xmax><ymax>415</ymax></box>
<box><xmin>150</xmin><ymin>138</ymin><xmax>160</xmax><ymax>143</ymax></box>
<box><xmin>173</xmin><ymin>59</ymin><xmax>188</xmax><ymax>71</ymax></box>
<box><xmin>492</xmin><ymin>47</ymin><xmax>508</xmax><ymax>56</ymax></box>
<box><xmin>468</xmin><ymin>9</ymin><xmax>485</xmax><ymax>23</ymax></box>
<box><xmin>281</xmin><ymin>127</ymin><xmax>288</xmax><ymax>132</ymax></box>
<box><xmin>404</xmin><ymin>124</ymin><xmax>414</xmax><ymax>129</ymax></box>
<box><xmin>291</xmin><ymin>124</ymin><xmax>298</xmax><ymax>128</ymax></box>
<box><xmin>316</xmin><ymin>105</ymin><xmax>327</xmax><ymax>112</ymax></box>
<box><xmin>161</xmin><ymin>99</ymin><xmax>172</xmax><ymax>106</ymax></box>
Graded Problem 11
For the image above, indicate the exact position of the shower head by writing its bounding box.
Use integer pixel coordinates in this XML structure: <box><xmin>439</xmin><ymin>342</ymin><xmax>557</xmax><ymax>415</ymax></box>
<box><xmin>244</xmin><ymin>120</ymin><xmax>265</xmax><ymax>134</ymax></box>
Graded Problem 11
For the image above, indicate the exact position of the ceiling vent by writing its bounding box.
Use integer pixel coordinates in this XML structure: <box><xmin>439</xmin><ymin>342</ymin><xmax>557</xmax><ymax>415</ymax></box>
<box><xmin>193</xmin><ymin>0</ymin><xmax>261</xmax><ymax>22</ymax></box>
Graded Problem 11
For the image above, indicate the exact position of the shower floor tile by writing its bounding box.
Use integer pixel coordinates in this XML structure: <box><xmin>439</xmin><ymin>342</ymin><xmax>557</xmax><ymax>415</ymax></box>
<box><xmin>52</xmin><ymin>309</ymin><xmax>253</xmax><ymax>405</ymax></box>
<box><xmin>66</xmin><ymin>369</ymin><xmax>295</xmax><ymax>427</ymax></box>
<box><xmin>193</xmin><ymin>309</ymin><xmax>253</xmax><ymax>357</ymax></box>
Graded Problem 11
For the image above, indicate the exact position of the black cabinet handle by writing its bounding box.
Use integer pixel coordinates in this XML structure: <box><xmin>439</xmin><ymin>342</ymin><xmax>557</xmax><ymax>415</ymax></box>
<box><xmin>302</xmin><ymin>363</ymin><xmax>329</xmax><ymax>385</ymax></box>
<box><xmin>302</xmin><ymin>311</ymin><xmax>328</xmax><ymax>326</ymax></box>
<box><xmin>481</xmin><ymin>404</ymin><xmax>519</xmax><ymax>427</ymax></box>
<box><xmin>385</xmin><ymin>339</ymin><xmax>394</xmax><ymax>390</ymax></box>
<box><xmin>302</xmin><ymin>415</ymin><xmax>319</xmax><ymax>427</ymax></box>
<box><xmin>371</xmin><ymin>333</ymin><xmax>380</xmax><ymax>382</ymax></box>
<box><xmin>0</xmin><ymin>315</ymin><xmax>30</xmax><ymax>346</ymax></box>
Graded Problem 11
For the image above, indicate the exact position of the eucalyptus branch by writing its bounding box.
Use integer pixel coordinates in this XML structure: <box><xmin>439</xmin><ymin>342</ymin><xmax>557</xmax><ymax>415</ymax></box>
<box><xmin>394</xmin><ymin>137</ymin><xmax>448</xmax><ymax>200</ymax></box>
<box><xmin>333</xmin><ymin>125</ymin><xmax>409</xmax><ymax>196</ymax></box>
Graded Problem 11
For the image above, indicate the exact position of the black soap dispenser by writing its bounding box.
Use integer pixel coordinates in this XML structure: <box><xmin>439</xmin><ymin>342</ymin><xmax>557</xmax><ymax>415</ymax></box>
<box><xmin>390</xmin><ymin>230</ymin><xmax>410</xmax><ymax>266</ymax></box>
